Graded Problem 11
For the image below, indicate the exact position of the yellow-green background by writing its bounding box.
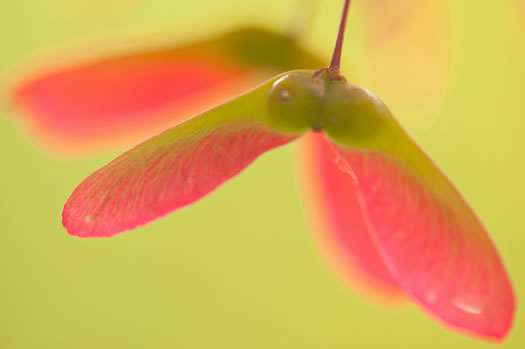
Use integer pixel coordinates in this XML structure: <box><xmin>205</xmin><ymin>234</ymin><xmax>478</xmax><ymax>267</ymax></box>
<box><xmin>1</xmin><ymin>0</ymin><xmax>524</xmax><ymax>348</ymax></box>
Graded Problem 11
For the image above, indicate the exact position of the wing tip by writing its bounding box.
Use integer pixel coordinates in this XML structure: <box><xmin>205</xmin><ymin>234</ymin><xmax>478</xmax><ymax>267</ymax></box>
<box><xmin>412</xmin><ymin>278</ymin><xmax>516</xmax><ymax>341</ymax></box>
<box><xmin>62</xmin><ymin>203</ymin><xmax>117</xmax><ymax>239</ymax></box>
<box><xmin>454</xmin><ymin>313</ymin><xmax>515</xmax><ymax>342</ymax></box>
<box><xmin>477</xmin><ymin>290</ymin><xmax>516</xmax><ymax>341</ymax></box>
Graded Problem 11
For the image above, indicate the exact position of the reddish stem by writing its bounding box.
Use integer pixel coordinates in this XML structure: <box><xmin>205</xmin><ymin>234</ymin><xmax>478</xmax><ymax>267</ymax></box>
<box><xmin>329</xmin><ymin>0</ymin><xmax>351</xmax><ymax>73</ymax></box>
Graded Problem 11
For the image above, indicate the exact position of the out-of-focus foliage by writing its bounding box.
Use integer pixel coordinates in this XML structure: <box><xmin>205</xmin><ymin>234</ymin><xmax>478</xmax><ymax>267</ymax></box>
<box><xmin>356</xmin><ymin>0</ymin><xmax>455</xmax><ymax>131</ymax></box>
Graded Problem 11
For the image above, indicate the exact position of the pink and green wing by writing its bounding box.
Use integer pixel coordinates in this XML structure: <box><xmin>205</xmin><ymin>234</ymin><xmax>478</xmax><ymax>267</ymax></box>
<box><xmin>323</xmin><ymin>93</ymin><xmax>515</xmax><ymax>339</ymax></box>
<box><xmin>63</xmin><ymin>74</ymin><xmax>304</xmax><ymax>237</ymax></box>
<box><xmin>9</xmin><ymin>27</ymin><xmax>323</xmax><ymax>153</ymax></box>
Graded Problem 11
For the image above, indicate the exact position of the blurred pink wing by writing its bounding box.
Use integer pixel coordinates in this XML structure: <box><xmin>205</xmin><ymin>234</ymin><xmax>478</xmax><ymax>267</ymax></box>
<box><xmin>300</xmin><ymin>133</ymin><xmax>403</xmax><ymax>300</ymax></box>
<box><xmin>10</xmin><ymin>27</ymin><xmax>324</xmax><ymax>153</ymax></box>
<box><xmin>63</xmin><ymin>77</ymin><xmax>302</xmax><ymax>237</ymax></box>
<box><xmin>12</xmin><ymin>50</ymin><xmax>252</xmax><ymax>153</ymax></box>
<box><xmin>325</xmin><ymin>134</ymin><xmax>515</xmax><ymax>340</ymax></box>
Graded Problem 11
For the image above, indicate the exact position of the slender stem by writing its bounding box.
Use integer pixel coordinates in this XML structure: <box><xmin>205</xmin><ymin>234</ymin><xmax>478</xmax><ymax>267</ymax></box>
<box><xmin>329</xmin><ymin>0</ymin><xmax>351</xmax><ymax>73</ymax></box>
